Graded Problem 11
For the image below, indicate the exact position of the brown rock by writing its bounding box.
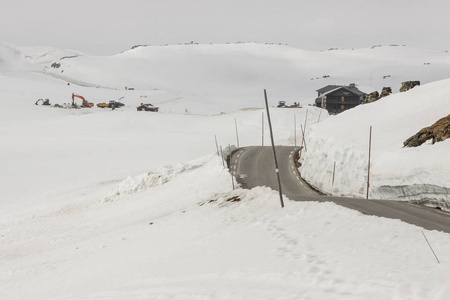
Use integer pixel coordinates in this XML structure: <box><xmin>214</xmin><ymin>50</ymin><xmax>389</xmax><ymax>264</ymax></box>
<box><xmin>404</xmin><ymin>114</ymin><xmax>450</xmax><ymax>147</ymax></box>
<box><xmin>364</xmin><ymin>91</ymin><xmax>379</xmax><ymax>103</ymax></box>
<box><xmin>399</xmin><ymin>81</ymin><xmax>420</xmax><ymax>92</ymax></box>
<box><xmin>380</xmin><ymin>87</ymin><xmax>392</xmax><ymax>98</ymax></box>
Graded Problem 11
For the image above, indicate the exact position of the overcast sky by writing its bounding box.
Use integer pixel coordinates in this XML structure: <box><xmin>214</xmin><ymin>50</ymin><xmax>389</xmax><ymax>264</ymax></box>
<box><xmin>1</xmin><ymin>0</ymin><xmax>449</xmax><ymax>55</ymax></box>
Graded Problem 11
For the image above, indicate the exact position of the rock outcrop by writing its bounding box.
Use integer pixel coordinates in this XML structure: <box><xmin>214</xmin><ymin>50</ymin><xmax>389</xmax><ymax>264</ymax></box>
<box><xmin>403</xmin><ymin>114</ymin><xmax>450</xmax><ymax>147</ymax></box>
<box><xmin>364</xmin><ymin>91</ymin><xmax>379</xmax><ymax>103</ymax></box>
<box><xmin>380</xmin><ymin>87</ymin><xmax>392</xmax><ymax>98</ymax></box>
<box><xmin>364</xmin><ymin>87</ymin><xmax>391</xmax><ymax>104</ymax></box>
<box><xmin>399</xmin><ymin>81</ymin><xmax>420</xmax><ymax>92</ymax></box>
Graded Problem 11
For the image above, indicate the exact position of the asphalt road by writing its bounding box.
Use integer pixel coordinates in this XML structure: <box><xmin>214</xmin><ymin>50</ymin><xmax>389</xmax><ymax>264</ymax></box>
<box><xmin>229</xmin><ymin>146</ymin><xmax>450</xmax><ymax>233</ymax></box>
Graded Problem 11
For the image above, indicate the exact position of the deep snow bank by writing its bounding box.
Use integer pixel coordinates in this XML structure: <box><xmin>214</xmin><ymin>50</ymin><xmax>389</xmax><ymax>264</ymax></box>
<box><xmin>300</xmin><ymin>78</ymin><xmax>450</xmax><ymax>205</ymax></box>
<box><xmin>3</xmin><ymin>153</ymin><xmax>450</xmax><ymax>300</ymax></box>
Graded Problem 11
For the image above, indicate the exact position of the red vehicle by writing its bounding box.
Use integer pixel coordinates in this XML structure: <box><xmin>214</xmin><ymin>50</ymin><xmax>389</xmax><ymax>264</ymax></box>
<box><xmin>72</xmin><ymin>93</ymin><xmax>94</xmax><ymax>108</ymax></box>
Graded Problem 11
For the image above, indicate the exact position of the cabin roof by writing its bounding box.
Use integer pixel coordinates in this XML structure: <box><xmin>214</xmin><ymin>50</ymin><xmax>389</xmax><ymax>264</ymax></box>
<box><xmin>317</xmin><ymin>85</ymin><xmax>366</xmax><ymax>97</ymax></box>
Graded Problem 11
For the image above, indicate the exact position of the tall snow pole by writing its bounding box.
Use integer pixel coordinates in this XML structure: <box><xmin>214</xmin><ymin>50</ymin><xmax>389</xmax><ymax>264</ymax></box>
<box><xmin>235</xmin><ymin>118</ymin><xmax>240</xmax><ymax>148</ymax></box>
<box><xmin>303</xmin><ymin>109</ymin><xmax>308</xmax><ymax>134</ymax></box>
<box><xmin>214</xmin><ymin>135</ymin><xmax>220</xmax><ymax>156</ymax></box>
<box><xmin>300</xmin><ymin>124</ymin><xmax>308</xmax><ymax>152</ymax></box>
<box><xmin>262</xmin><ymin>112</ymin><xmax>264</xmax><ymax>146</ymax></box>
<box><xmin>220</xmin><ymin>145</ymin><xmax>225</xmax><ymax>168</ymax></box>
<box><xmin>221</xmin><ymin>145</ymin><xmax>234</xmax><ymax>189</ymax></box>
<box><xmin>332</xmin><ymin>161</ymin><xmax>336</xmax><ymax>186</ymax></box>
<box><xmin>294</xmin><ymin>114</ymin><xmax>297</xmax><ymax>146</ymax></box>
<box><xmin>264</xmin><ymin>89</ymin><xmax>285</xmax><ymax>208</ymax></box>
<box><xmin>367</xmin><ymin>126</ymin><xmax>372</xmax><ymax>199</ymax></box>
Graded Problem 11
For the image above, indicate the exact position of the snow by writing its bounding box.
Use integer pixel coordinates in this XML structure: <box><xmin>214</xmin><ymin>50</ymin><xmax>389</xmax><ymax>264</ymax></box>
<box><xmin>300</xmin><ymin>78</ymin><xmax>450</xmax><ymax>205</ymax></box>
<box><xmin>1</xmin><ymin>41</ymin><xmax>450</xmax><ymax>299</ymax></box>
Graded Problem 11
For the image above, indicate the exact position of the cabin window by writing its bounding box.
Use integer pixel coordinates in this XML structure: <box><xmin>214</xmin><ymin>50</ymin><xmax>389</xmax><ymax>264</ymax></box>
<box><xmin>341</xmin><ymin>96</ymin><xmax>345</xmax><ymax>102</ymax></box>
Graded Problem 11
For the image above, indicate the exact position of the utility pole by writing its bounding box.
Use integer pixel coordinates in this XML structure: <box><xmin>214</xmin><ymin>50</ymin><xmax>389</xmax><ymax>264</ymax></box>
<box><xmin>264</xmin><ymin>89</ymin><xmax>284</xmax><ymax>208</ymax></box>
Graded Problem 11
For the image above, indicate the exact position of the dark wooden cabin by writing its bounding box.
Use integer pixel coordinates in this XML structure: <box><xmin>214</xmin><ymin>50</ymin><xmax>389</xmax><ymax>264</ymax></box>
<box><xmin>315</xmin><ymin>83</ymin><xmax>366</xmax><ymax>114</ymax></box>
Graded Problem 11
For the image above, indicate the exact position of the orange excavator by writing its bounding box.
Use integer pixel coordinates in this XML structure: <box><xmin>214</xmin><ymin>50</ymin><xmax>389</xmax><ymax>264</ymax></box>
<box><xmin>72</xmin><ymin>93</ymin><xmax>94</xmax><ymax>108</ymax></box>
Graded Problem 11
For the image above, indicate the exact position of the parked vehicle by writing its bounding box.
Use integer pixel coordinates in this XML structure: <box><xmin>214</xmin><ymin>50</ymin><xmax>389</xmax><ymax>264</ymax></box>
<box><xmin>72</xmin><ymin>93</ymin><xmax>94</xmax><ymax>108</ymax></box>
<box><xmin>97</xmin><ymin>100</ymin><xmax>125</xmax><ymax>109</ymax></box>
<box><xmin>137</xmin><ymin>103</ymin><xmax>159</xmax><ymax>112</ymax></box>
<box><xmin>97</xmin><ymin>102</ymin><xmax>109</xmax><ymax>108</ymax></box>
<box><xmin>35</xmin><ymin>99</ymin><xmax>51</xmax><ymax>106</ymax></box>
<box><xmin>277</xmin><ymin>101</ymin><xmax>301</xmax><ymax>108</ymax></box>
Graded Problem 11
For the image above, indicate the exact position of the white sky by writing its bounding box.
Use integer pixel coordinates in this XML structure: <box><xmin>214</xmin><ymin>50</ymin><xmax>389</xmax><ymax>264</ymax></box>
<box><xmin>1</xmin><ymin>0</ymin><xmax>450</xmax><ymax>55</ymax></box>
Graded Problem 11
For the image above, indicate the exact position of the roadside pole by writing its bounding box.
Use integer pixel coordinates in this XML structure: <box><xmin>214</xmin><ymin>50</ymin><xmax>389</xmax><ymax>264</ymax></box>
<box><xmin>294</xmin><ymin>114</ymin><xmax>297</xmax><ymax>146</ymax></box>
<box><xmin>332</xmin><ymin>161</ymin><xmax>336</xmax><ymax>186</ymax></box>
<box><xmin>219</xmin><ymin>146</ymin><xmax>225</xmax><ymax>168</ymax></box>
<box><xmin>262</xmin><ymin>112</ymin><xmax>264</xmax><ymax>146</ymax></box>
<box><xmin>304</xmin><ymin>109</ymin><xmax>308</xmax><ymax>132</ymax></box>
<box><xmin>214</xmin><ymin>135</ymin><xmax>219</xmax><ymax>156</ymax></box>
<box><xmin>422</xmin><ymin>231</ymin><xmax>440</xmax><ymax>264</ymax></box>
<box><xmin>300</xmin><ymin>124</ymin><xmax>308</xmax><ymax>152</ymax></box>
<box><xmin>264</xmin><ymin>89</ymin><xmax>285</xmax><ymax>208</ymax></box>
<box><xmin>367</xmin><ymin>126</ymin><xmax>372</xmax><ymax>199</ymax></box>
<box><xmin>235</xmin><ymin>118</ymin><xmax>240</xmax><ymax>148</ymax></box>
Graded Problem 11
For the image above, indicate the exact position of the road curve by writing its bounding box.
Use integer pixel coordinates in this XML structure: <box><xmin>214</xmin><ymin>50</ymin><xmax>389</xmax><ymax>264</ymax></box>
<box><xmin>229</xmin><ymin>146</ymin><xmax>450</xmax><ymax>233</ymax></box>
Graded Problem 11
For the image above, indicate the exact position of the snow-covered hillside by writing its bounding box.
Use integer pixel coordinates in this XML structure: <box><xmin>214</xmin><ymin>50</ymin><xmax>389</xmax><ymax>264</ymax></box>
<box><xmin>300</xmin><ymin>79</ymin><xmax>450</xmax><ymax>207</ymax></box>
<box><xmin>42</xmin><ymin>43</ymin><xmax>450</xmax><ymax>109</ymax></box>
<box><xmin>0</xmin><ymin>41</ymin><xmax>34</xmax><ymax>72</ymax></box>
<box><xmin>18</xmin><ymin>45</ymin><xmax>82</xmax><ymax>68</ymax></box>
<box><xmin>1</xmin><ymin>41</ymin><xmax>450</xmax><ymax>299</ymax></box>
<box><xmin>3</xmin><ymin>41</ymin><xmax>450</xmax><ymax>113</ymax></box>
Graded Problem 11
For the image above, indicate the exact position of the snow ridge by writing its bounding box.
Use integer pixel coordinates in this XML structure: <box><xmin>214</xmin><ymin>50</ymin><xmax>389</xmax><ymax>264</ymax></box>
<box><xmin>104</xmin><ymin>162</ymin><xmax>203</xmax><ymax>202</ymax></box>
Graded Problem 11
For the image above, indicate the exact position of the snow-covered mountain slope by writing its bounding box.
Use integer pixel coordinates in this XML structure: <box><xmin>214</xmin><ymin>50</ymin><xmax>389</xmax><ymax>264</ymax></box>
<box><xmin>1</xmin><ymin>42</ymin><xmax>450</xmax><ymax>299</ymax></box>
<box><xmin>18</xmin><ymin>45</ymin><xmax>82</xmax><ymax>67</ymax></box>
<box><xmin>1</xmin><ymin>42</ymin><xmax>82</xmax><ymax>73</ymax></box>
<box><xmin>300</xmin><ymin>78</ymin><xmax>450</xmax><ymax>205</ymax></box>
<box><xmin>42</xmin><ymin>43</ymin><xmax>450</xmax><ymax>108</ymax></box>
<box><xmin>0</xmin><ymin>41</ymin><xmax>33</xmax><ymax>72</ymax></box>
